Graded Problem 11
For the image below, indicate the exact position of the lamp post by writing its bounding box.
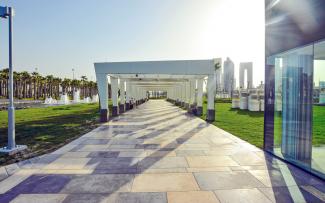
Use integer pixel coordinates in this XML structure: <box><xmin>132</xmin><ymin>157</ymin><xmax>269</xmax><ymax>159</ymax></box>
<box><xmin>0</xmin><ymin>6</ymin><xmax>27</xmax><ymax>154</ymax></box>
<box><xmin>72</xmin><ymin>68</ymin><xmax>75</xmax><ymax>80</ymax></box>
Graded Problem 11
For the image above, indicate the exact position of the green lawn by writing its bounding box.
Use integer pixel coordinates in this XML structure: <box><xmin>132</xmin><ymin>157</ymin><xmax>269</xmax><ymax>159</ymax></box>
<box><xmin>274</xmin><ymin>105</ymin><xmax>325</xmax><ymax>147</ymax></box>
<box><xmin>0</xmin><ymin>103</ymin><xmax>105</xmax><ymax>165</ymax></box>
<box><xmin>200</xmin><ymin>99</ymin><xmax>325</xmax><ymax>148</ymax></box>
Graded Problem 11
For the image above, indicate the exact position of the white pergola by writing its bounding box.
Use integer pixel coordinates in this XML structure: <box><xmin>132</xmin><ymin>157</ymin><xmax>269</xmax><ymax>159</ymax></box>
<box><xmin>94</xmin><ymin>59</ymin><xmax>216</xmax><ymax>122</ymax></box>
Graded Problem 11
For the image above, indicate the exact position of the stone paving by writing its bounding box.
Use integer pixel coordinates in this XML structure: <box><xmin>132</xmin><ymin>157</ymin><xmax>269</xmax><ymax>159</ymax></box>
<box><xmin>0</xmin><ymin>100</ymin><xmax>325</xmax><ymax>203</ymax></box>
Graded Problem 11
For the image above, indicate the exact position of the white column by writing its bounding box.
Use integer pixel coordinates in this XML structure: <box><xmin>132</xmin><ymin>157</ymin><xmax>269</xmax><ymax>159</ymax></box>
<box><xmin>197</xmin><ymin>78</ymin><xmax>203</xmax><ymax>116</ymax></box>
<box><xmin>125</xmin><ymin>81</ymin><xmax>131</xmax><ymax>110</ymax></box>
<box><xmin>190</xmin><ymin>79</ymin><xmax>196</xmax><ymax>106</ymax></box>
<box><xmin>181</xmin><ymin>82</ymin><xmax>186</xmax><ymax>106</ymax></box>
<box><xmin>135</xmin><ymin>86</ymin><xmax>139</xmax><ymax>105</ymax></box>
<box><xmin>111</xmin><ymin>77</ymin><xmax>119</xmax><ymax>116</ymax></box>
<box><xmin>96</xmin><ymin>74</ymin><xmax>109</xmax><ymax>122</ymax></box>
<box><xmin>176</xmin><ymin>85</ymin><xmax>180</xmax><ymax>104</ymax></box>
<box><xmin>186</xmin><ymin>81</ymin><xmax>190</xmax><ymax>109</ymax></box>
<box><xmin>120</xmin><ymin>79</ymin><xmax>126</xmax><ymax>113</ymax></box>
<box><xmin>207</xmin><ymin>74</ymin><xmax>216</xmax><ymax>121</ymax></box>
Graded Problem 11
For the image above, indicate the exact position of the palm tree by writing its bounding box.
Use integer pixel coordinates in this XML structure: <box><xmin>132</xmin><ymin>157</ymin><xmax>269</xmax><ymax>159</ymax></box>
<box><xmin>45</xmin><ymin>75</ymin><xmax>54</xmax><ymax>97</ymax></box>
<box><xmin>0</xmin><ymin>68</ymin><xmax>98</xmax><ymax>101</ymax></box>
<box><xmin>71</xmin><ymin>79</ymin><xmax>80</xmax><ymax>93</ymax></box>
<box><xmin>31</xmin><ymin>71</ymin><xmax>40</xmax><ymax>99</ymax></box>
<box><xmin>61</xmin><ymin>78</ymin><xmax>71</xmax><ymax>95</ymax></box>
<box><xmin>20</xmin><ymin>71</ymin><xmax>31</xmax><ymax>99</ymax></box>
<box><xmin>80</xmin><ymin>76</ymin><xmax>88</xmax><ymax>98</ymax></box>
<box><xmin>1</xmin><ymin>69</ymin><xmax>9</xmax><ymax>98</ymax></box>
<box><xmin>13</xmin><ymin>71</ymin><xmax>21</xmax><ymax>98</ymax></box>
<box><xmin>53</xmin><ymin>77</ymin><xmax>62</xmax><ymax>99</ymax></box>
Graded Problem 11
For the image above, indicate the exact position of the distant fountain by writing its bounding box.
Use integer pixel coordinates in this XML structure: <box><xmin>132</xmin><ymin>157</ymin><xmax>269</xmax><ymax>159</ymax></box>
<box><xmin>44</xmin><ymin>97</ymin><xmax>58</xmax><ymax>105</ymax></box>
<box><xmin>92</xmin><ymin>94</ymin><xmax>99</xmax><ymax>103</ymax></box>
<box><xmin>73</xmin><ymin>90</ymin><xmax>80</xmax><ymax>103</ymax></box>
<box><xmin>82</xmin><ymin>97</ymin><xmax>91</xmax><ymax>103</ymax></box>
<box><xmin>58</xmin><ymin>94</ymin><xmax>70</xmax><ymax>104</ymax></box>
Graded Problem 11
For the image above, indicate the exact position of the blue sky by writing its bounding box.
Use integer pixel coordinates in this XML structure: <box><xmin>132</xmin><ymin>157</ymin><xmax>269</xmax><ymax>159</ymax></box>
<box><xmin>0</xmin><ymin>0</ymin><xmax>265</xmax><ymax>85</ymax></box>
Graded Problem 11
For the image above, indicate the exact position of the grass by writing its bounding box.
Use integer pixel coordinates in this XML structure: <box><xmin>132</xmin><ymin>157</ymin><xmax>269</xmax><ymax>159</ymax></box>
<box><xmin>274</xmin><ymin>105</ymin><xmax>325</xmax><ymax>147</ymax></box>
<box><xmin>200</xmin><ymin>98</ymin><xmax>325</xmax><ymax>149</ymax></box>
<box><xmin>0</xmin><ymin>103</ymin><xmax>108</xmax><ymax>166</ymax></box>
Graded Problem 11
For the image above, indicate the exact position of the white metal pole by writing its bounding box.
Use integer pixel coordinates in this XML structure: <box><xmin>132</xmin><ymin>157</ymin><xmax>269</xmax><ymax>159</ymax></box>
<box><xmin>7</xmin><ymin>7</ymin><xmax>15</xmax><ymax>149</ymax></box>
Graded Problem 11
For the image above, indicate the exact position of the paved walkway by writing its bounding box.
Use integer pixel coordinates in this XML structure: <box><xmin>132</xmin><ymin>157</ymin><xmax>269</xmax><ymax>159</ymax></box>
<box><xmin>0</xmin><ymin>100</ymin><xmax>324</xmax><ymax>203</ymax></box>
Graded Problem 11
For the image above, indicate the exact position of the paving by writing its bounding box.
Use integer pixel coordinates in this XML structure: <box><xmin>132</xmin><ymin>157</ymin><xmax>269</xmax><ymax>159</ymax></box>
<box><xmin>0</xmin><ymin>100</ymin><xmax>325</xmax><ymax>203</ymax></box>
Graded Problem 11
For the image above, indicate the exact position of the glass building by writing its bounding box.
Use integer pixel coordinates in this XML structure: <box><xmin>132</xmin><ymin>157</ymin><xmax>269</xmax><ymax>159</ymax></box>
<box><xmin>265</xmin><ymin>0</ymin><xmax>325</xmax><ymax>179</ymax></box>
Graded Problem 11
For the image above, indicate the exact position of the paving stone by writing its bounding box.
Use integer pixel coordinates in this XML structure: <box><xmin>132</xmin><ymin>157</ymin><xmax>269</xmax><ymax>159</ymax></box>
<box><xmin>135</xmin><ymin>144</ymin><xmax>161</xmax><ymax>149</ymax></box>
<box><xmin>52</xmin><ymin>144</ymin><xmax>78</xmax><ymax>154</ymax></box>
<box><xmin>71</xmin><ymin>145</ymin><xmax>109</xmax><ymax>152</ymax></box>
<box><xmin>80</xmin><ymin>139</ymin><xmax>110</xmax><ymax>145</ymax></box>
<box><xmin>0</xmin><ymin>167</ymin><xmax>8</xmax><ymax>182</ymax></box>
<box><xmin>138</xmin><ymin>157</ymin><xmax>188</xmax><ymax>170</ymax></box>
<box><xmin>258</xmin><ymin>186</ymin><xmax>325</xmax><ymax>203</ymax></box>
<box><xmin>175</xmin><ymin>150</ymin><xmax>206</xmax><ymax>156</ymax></box>
<box><xmin>231</xmin><ymin>151</ymin><xmax>267</xmax><ymax>166</ymax></box>
<box><xmin>27</xmin><ymin>154</ymin><xmax>62</xmax><ymax>169</ymax></box>
<box><xmin>60</xmin><ymin>152</ymin><xmax>90</xmax><ymax>158</ymax></box>
<box><xmin>139</xmin><ymin>168</ymin><xmax>187</xmax><ymax>174</ymax></box>
<box><xmin>0</xmin><ymin>100</ymin><xmax>324</xmax><ymax>203</ymax></box>
<box><xmin>132</xmin><ymin>173</ymin><xmax>200</xmax><ymax>192</ymax></box>
<box><xmin>5</xmin><ymin>163</ymin><xmax>20</xmax><ymax>175</ymax></box>
<box><xmin>85</xmin><ymin>157</ymin><xmax>139</xmax><ymax>170</ymax></box>
<box><xmin>118</xmin><ymin>151</ymin><xmax>147</xmax><ymax>157</ymax></box>
<box><xmin>194</xmin><ymin>171</ymin><xmax>265</xmax><ymax>190</ymax></box>
<box><xmin>11</xmin><ymin>194</ymin><xmax>67</xmax><ymax>203</ymax></box>
<box><xmin>110</xmin><ymin>139</ymin><xmax>143</xmax><ymax>145</ymax></box>
<box><xmin>146</xmin><ymin>150</ymin><xmax>177</xmax><ymax>157</ymax></box>
<box><xmin>0</xmin><ymin>192</ymin><xmax>18</xmax><ymax>202</ymax></box>
<box><xmin>186</xmin><ymin>156</ymin><xmax>239</xmax><ymax>167</ymax></box>
<box><xmin>115</xmin><ymin>192</ymin><xmax>167</xmax><ymax>203</ymax></box>
<box><xmin>87</xmin><ymin>151</ymin><xmax>119</xmax><ymax>158</ymax></box>
<box><xmin>110</xmin><ymin>145</ymin><xmax>136</xmax><ymax>149</ymax></box>
<box><xmin>62</xmin><ymin>193</ymin><xmax>108</xmax><ymax>203</ymax></box>
<box><xmin>0</xmin><ymin>169</ymin><xmax>38</xmax><ymax>194</ymax></box>
<box><xmin>215</xmin><ymin>188</ymin><xmax>272</xmax><ymax>203</ymax></box>
<box><xmin>248</xmin><ymin>169</ymin><xmax>296</xmax><ymax>187</ymax></box>
<box><xmin>62</xmin><ymin>174</ymin><xmax>134</xmax><ymax>193</ymax></box>
<box><xmin>168</xmin><ymin>191</ymin><xmax>220</xmax><ymax>203</ymax></box>
<box><xmin>7</xmin><ymin>174</ymin><xmax>71</xmax><ymax>194</ymax></box>
<box><xmin>43</xmin><ymin>158</ymin><xmax>90</xmax><ymax>170</ymax></box>
<box><xmin>187</xmin><ymin>167</ymin><xmax>231</xmax><ymax>172</ymax></box>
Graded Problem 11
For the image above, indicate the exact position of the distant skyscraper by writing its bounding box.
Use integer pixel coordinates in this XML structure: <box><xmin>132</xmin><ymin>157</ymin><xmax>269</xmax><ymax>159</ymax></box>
<box><xmin>214</xmin><ymin>58</ymin><xmax>223</xmax><ymax>91</ymax></box>
<box><xmin>239</xmin><ymin>62</ymin><xmax>253</xmax><ymax>89</ymax></box>
<box><xmin>223</xmin><ymin>57</ymin><xmax>235</xmax><ymax>95</ymax></box>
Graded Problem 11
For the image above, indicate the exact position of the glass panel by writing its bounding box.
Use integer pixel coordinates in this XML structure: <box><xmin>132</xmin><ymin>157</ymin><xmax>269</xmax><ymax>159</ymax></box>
<box><xmin>267</xmin><ymin>40</ymin><xmax>325</xmax><ymax>179</ymax></box>
<box><xmin>312</xmin><ymin>40</ymin><xmax>325</xmax><ymax>175</ymax></box>
<box><xmin>266</xmin><ymin>44</ymin><xmax>316</xmax><ymax>171</ymax></box>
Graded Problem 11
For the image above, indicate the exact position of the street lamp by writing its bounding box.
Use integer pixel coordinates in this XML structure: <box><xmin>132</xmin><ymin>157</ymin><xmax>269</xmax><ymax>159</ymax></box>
<box><xmin>0</xmin><ymin>6</ymin><xmax>27</xmax><ymax>154</ymax></box>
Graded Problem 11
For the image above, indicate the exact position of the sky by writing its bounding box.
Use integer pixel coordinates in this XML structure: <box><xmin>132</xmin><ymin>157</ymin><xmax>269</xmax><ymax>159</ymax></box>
<box><xmin>0</xmin><ymin>0</ymin><xmax>265</xmax><ymax>86</ymax></box>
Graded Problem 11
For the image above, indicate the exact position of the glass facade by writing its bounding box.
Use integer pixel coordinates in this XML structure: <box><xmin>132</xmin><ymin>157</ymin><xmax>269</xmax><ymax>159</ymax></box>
<box><xmin>266</xmin><ymin>40</ymin><xmax>325</xmax><ymax>179</ymax></box>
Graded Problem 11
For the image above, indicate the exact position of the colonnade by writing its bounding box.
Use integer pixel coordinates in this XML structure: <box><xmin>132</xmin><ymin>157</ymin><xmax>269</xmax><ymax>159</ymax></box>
<box><xmin>95</xmin><ymin>59</ymin><xmax>217</xmax><ymax>123</ymax></box>
<box><xmin>96</xmin><ymin>74</ymin><xmax>216</xmax><ymax>123</ymax></box>
<box><xmin>166</xmin><ymin>75</ymin><xmax>216</xmax><ymax>122</ymax></box>
<box><xmin>97</xmin><ymin>76</ymin><xmax>149</xmax><ymax>122</ymax></box>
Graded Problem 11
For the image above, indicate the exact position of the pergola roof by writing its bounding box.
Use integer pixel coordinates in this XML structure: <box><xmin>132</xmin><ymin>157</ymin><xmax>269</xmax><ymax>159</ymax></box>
<box><xmin>94</xmin><ymin>59</ymin><xmax>215</xmax><ymax>90</ymax></box>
